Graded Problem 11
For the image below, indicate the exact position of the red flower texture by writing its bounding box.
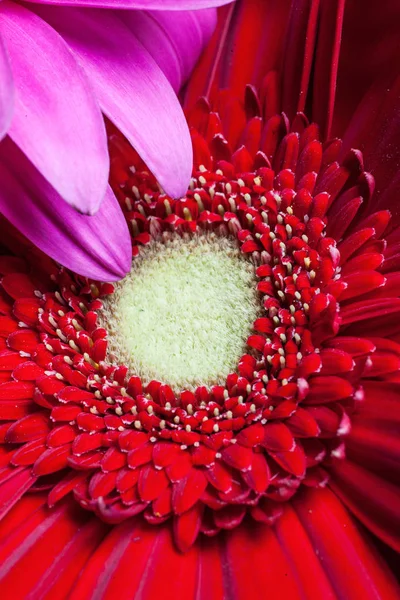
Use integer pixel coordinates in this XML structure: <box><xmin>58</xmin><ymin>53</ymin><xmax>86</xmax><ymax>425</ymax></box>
<box><xmin>0</xmin><ymin>0</ymin><xmax>400</xmax><ymax>598</ymax></box>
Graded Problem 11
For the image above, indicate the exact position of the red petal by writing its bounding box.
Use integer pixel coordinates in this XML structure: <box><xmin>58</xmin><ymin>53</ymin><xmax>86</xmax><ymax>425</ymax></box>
<box><xmin>173</xmin><ymin>503</ymin><xmax>202</xmax><ymax>553</ymax></box>
<box><xmin>138</xmin><ymin>464</ymin><xmax>169</xmax><ymax>502</ymax></box>
<box><xmin>33</xmin><ymin>445</ymin><xmax>71</xmax><ymax>475</ymax></box>
<box><xmin>7</xmin><ymin>329</ymin><xmax>39</xmax><ymax>354</ymax></box>
<box><xmin>262</xmin><ymin>423</ymin><xmax>295</xmax><ymax>451</ymax></box>
<box><xmin>13</xmin><ymin>297</ymin><xmax>41</xmax><ymax>326</ymax></box>
<box><xmin>206</xmin><ymin>462</ymin><xmax>233</xmax><ymax>493</ymax></box>
<box><xmin>5</xmin><ymin>412</ymin><xmax>50</xmax><ymax>443</ymax></box>
<box><xmin>11</xmin><ymin>438</ymin><xmax>46</xmax><ymax>466</ymax></box>
<box><xmin>0</xmin><ymin>350</ymin><xmax>25</xmax><ymax>370</ymax></box>
<box><xmin>0</xmin><ymin>380</ymin><xmax>34</xmax><ymax>400</ymax></box>
<box><xmin>89</xmin><ymin>471</ymin><xmax>117</xmax><ymax>499</ymax></box>
<box><xmin>172</xmin><ymin>468</ymin><xmax>208</xmax><ymax>515</ymax></box>
<box><xmin>101</xmin><ymin>447</ymin><xmax>126</xmax><ymax>472</ymax></box>
<box><xmin>270</xmin><ymin>443</ymin><xmax>306</xmax><ymax>477</ymax></box>
<box><xmin>241</xmin><ymin>452</ymin><xmax>271</xmax><ymax>492</ymax></box>
<box><xmin>12</xmin><ymin>361</ymin><xmax>45</xmax><ymax>381</ymax></box>
<box><xmin>304</xmin><ymin>376</ymin><xmax>353</xmax><ymax>404</ymax></box>
<box><xmin>46</xmin><ymin>424</ymin><xmax>76</xmax><ymax>448</ymax></box>
<box><xmin>1</xmin><ymin>273</ymin><xmax>36</xmax><ymax>299</ymax></box>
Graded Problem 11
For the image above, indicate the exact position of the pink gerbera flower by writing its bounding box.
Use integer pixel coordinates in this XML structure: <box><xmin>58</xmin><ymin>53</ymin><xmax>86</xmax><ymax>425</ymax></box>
<box><xmin>0</xmin><ymin>0</ymin><xmax>399</xmax><ymax>598</ymax></box>
<box><xmin>0</xmin><ymin>1</ymin><xmax>230</xmax><ymax>280</ymax></box>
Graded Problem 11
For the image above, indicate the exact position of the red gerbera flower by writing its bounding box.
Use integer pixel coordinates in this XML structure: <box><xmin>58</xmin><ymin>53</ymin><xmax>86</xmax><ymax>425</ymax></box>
<box><xmin>0</xmin><ymin>1</ymin><xmax>399</xmax><ymax>598</ymax></box>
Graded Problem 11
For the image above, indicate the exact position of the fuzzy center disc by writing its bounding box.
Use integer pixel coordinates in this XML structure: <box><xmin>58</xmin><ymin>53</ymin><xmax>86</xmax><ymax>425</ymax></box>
<box><xmin>101</xmin><ymin>234</ymin><xmax>259</xmax><ymax>389</ymax></box>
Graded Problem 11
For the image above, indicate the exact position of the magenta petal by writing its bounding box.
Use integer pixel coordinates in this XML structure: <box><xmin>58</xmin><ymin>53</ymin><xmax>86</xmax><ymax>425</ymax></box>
<box><xmin>0</xmin><ymin>33</ymin><xmax>14</xmax><ymax>140</ymax></box>
<box><xmin>25</xmin><ymin>0</ymin><xmax>232</xmax><ymax>8</ymax></box>
<box><xmin>0</xmin><ymin>137</ymin><xmax>131</xmax><ymax>281</ymax></box>
<box><xmin>153</xmin><ymin>9</ymin><xmax>216</xmax><ymax>85</ymax></box>
<box><xmin>119</xmin><ymin>11</ymin><xmax>182</xmax><ymax>92</ymax></box>
<box><xmin>121</xmin><ymin>9</ymin><xmax>216</xmax><ymax>92</ymax></box>
<box><xmin>122</xmin><ymin>9</ymin><xmax>217</xmax><ymax>92</ymax></box>
<box><xmin>35</xmin><ymin>7</ymin><xmax>192</xmax><ymax>198</ymax></box>
<box><xmin>0</xmin><ymin>1</ymin><xmax>109</xmax><ymax>214</ymax></box>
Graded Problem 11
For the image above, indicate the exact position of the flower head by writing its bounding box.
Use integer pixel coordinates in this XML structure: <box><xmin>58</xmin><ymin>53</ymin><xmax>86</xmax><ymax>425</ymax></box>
<box><xmin>0</xmin><ymin>1</ymin><xmax>399</xmax><ymax>597</ymax></box>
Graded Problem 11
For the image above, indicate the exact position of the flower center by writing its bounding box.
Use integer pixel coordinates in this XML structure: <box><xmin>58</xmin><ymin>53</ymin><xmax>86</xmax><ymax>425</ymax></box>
<box><xmin>100</xmin><ymin>234</ymin><xmax>259</xmax><ymax>390</ymax></box>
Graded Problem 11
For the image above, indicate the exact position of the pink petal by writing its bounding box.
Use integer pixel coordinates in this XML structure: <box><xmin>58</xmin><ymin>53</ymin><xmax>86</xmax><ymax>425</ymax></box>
<box><xmin>26</xmin><ymin>0</ymin><xmax>232</xmax><ymax>8</ymax></box>
<box><xmin>0</xmin><ymin>2</ymin><xmax>108</xmax><ymax>214</ymax></box>
<box><xmin>0</xmin><ymin>137</ymin><xmax>131</xmax><ymax>281</ymax></box>
<box><xmin>121</xmin><ymin>9</ymin><xmax>216</xmax><ymax>92</ymax></box>
<box><xmin>149</xmin><ymin>9</ymin><xmax>216</xmax><ymax>85</ymax></box>
<box><xmin>36</xmin><ymin>7</ymin><xmax>192</xmax><ymax>198</ymax></box>
<box><xmin>0</xmin><ymin>33</ymin><xmax>14</xmax><ymax>140</ymax></box>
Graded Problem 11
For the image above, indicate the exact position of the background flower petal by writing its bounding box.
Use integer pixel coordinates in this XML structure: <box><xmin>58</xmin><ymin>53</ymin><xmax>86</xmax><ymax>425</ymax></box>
<box><xmin>281</xmin><ymin>0</ymin><xmax>319</xmax><ymax>121</ymax></box>
<box><xmin>0</xmin><ymin>489</ymin><xmax>398</xmax><ymax>599</ymax></box>
<box><xmin>0</xmin><ymin>33</ymin><xmax>14</xmax><ymax>141</ymax></box>
<box><xmin>310</xmin><ymin>0</ymin><xmax>345</xmax><ymax>140</ymax></box>
<box><xmin>121</xmin><ymin>8</ymin><xmax>217</xmax><ymax>92</ymax></box>
<box><xmin>0</xmin><ymin>137</ymin><xmax>131</xmax><ymax>281</ymax></box>
<box><xmin>0</xmin><ymin>1</ymin><xmax>108</xmax><ymax>215</ymax></box>
<box><xmin>25</xmin><ymin>0</ymin><xmax>233</xmax><ymax>8</ymax></box>
<box><xmin>34</xmin><ymin>6</ymin><xmax>193</xmax><ymax>198</ymax></box>
<box><xmin>341</xmin><ymin>74</ymin><xmax>400</xmax><ymax>227</ymax></box>
<box><xmin>332</xmin><ymin>0</ymin><xmax>400</xmax><ymax>138</ymax></box>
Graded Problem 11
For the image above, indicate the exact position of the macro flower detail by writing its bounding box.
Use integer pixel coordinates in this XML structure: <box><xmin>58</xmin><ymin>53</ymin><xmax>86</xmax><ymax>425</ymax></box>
<box><xmin>0</xmin><ymin>84</ymin><xmax>397</xmax><ymax>558</ymax></box>
<box><xmin>0</xmin><ymin>1</ymin><xmax>399</xmax><ymax>597</ymax></box>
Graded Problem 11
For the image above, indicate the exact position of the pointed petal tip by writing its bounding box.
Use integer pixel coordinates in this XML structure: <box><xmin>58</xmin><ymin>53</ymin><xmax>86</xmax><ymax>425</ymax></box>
<box><xmin>160</xmin><ymin>161</ymin><xmax>192</xmax><ymax>200</ymax></box>
<box><xmin>0</xmin><ymin>138</ymin><xmax>132</xmax><ymax>284</ymax></box>
<box><xmin>0</xmin><ymin>35</ymin><xmax>14</xmax><ymax>140</ymax></box>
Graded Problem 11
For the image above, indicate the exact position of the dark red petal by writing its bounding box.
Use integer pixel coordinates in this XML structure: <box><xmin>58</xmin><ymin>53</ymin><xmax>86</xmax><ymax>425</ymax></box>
<box><xmin>172</xmin><ymin>468</ymin><xmax>208</xmax><ymax>515</ymax></box>
<box><xmin>173</xmin><ymin>503</ymin><xmax>203</xmax><ymax>553</ymax></box>
<box><xmin>1</xmin><ymin>273</ymin><xmax>36</xmax><ymax>299</ymax></box>
<box><xmin>241</xmin><ymin>452</ymin><xmax>271</xmax><ymax>492</ymax></box>
<box><xmin>330</xmin><ymin>459</ymin><xmax>400</xmax><ymax>553</ymax></box>
<box><xmin>304</xmin><ymin>376</ymin><xmax>353</xmax><ymax>404</ymax></box>
<box><xmin>271</xmin><ymin>443</ymin><xmax>306</xmax><ymax>477</ymax></box>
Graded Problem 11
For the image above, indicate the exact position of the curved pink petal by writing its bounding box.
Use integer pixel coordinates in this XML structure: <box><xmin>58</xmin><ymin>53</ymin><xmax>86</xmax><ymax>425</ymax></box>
<box><xmin>34</xmin><ymin>6</ymin><xmax>193</xmax><ymax>199</ymax></box>
<box><xmin>121</xmin><ymin>9</ymin><xmax>216</xmax><ymax>92</ymax></box>
<box><xmin>0</xmin><ymin>1</ymin><xmax>108</xmax><ymax>215</ymax></box>
<box><xmin>25</xmin><ymin>0</ymin><xmax>232</xmax><ymax>8</ymax></box>
<box><xmin>149</xmin><ymin>9</ymin><xmax>217</xmax><ymax>85</ymax></box>
<box><xmin>119</xmin><ymin>11</ymin><xmax>182</xmax><ymax>92</ymax></box>
<box><xmin>0</xmin><ymin>137</ymin><xmax>131</xmax><ymax>281</ymax></box>
<box><xmin>0</xmin><ymin>33</ymin><xmax>14</xmax><ymax>140</ymax></box>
